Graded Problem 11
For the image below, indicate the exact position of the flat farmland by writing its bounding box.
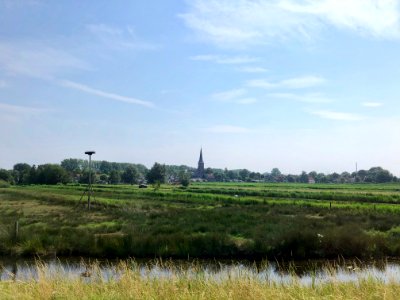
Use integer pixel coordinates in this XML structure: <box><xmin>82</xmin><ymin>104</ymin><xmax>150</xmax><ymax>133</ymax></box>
<box><xmin>1</xmin><ymin>182</ymin><xmax>400</xmax><ymax>259</ymax></box>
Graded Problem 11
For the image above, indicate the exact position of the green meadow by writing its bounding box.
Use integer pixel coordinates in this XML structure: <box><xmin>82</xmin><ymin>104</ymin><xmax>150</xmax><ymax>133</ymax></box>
<box><xmin>1</xmin><ymin>182</ymin><xmax>400</xmax><ymax>259</ymax></box>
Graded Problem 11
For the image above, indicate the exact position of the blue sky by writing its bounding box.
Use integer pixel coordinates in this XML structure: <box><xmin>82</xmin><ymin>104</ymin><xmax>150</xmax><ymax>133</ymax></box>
<box><xmin>1</xmin><ymin>0</ymin><xmax>400</xmax><ymax>175</ymax></box>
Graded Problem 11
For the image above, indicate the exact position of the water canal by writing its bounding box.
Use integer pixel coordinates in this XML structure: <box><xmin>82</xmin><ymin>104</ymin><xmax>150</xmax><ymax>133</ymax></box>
<box><xmin>1</xmin><ymin>257</ymin><xmax>400</xmax><ymax>286</ymax></box>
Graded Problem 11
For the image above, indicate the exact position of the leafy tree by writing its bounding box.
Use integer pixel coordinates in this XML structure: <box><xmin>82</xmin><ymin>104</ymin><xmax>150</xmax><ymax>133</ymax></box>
<box><xmin>227</xmin><ymin>170</ymin><xmax>238</xmax><ymax>180</ymax></box>
<box><xmin>271</xmin><ymin>168</ymin><xmax>281</xmax><ymax>176</ymax></box>
<box><xmin>109</xmin><ymin>170</ymin><xmax>121</xmax><ymax>184</ymax></box>
<box><xmin>28</xmin><ymin>165</ymin><xmax>37</xmax><ymax>184</ymax></box>
<box><xmin>214</xmin><ymin>170</ymin><xmax>225</xmax><ymax>182</ymax></box>
<box><xmin>0</xmin><ymin>169</ymin><xmax>14</xmax><ymax>184</ymax></box>
<box><xmin>121</xmin><ymin>166</ymin><xmax>138</xmax><ymax>184</ymax></box>
<box><xmin>36</xmin><ymin>164</ymin><xmax>70</xmax><ymax>184</ymax></box>
<box><xmin>147</xmin><ymin>163</ymin><xmax>166</xmax><ymax>184</ymax></box>
<box><xmin>99</xmin><ymin>174</ymin><xmax>108</xmax><ymax>182</ymax></box>
<box><xmin>368</xmin><ymin>167</ymin><xmax>393</xmax><ymax>183</ymax></box>
<box><xmin>316</xmin><ymin>173</ymin><xmax>327</xmax><ymax>183</ymax></box>
<box><xmin>239</xmin><ymin>169</ymin><xmax>250</xmax><ymax>181</ymax></box>
<box><xmin>79</xmin><ymin>170</ymin><xmax>98</xmax><ymax>184</ymax></box>
<box><xmin>61</xmin><ymin>159</ymin><xmax>81</xmax><ymax>174</ymax></box>
<box><xmin>13</xmin><ymin>163</ymin><xmax>31</xmax><ymax>184</ymax></box>
<box><xmin>287</xmin><ymin>174</ymin><xmax>296</xmax><ymax>183</ymax></box>
<box><xmin>299</xmin><ymin>171</ymin><xmax>309</xmax><ymax>183</ymax></box>
<box><xmin>308</xmin><ymin>171</ymin><xmax>317</xmax><ymax>179</ymax></box>
<box><xmin>99</xmin><ymin>161</ymin><xmax>113</xmax><ymax>174</ymax></box>
<box><xmin>178</xmin><ymin>170</ymin><xmax>190</xmax><ymax>187</ymax></box>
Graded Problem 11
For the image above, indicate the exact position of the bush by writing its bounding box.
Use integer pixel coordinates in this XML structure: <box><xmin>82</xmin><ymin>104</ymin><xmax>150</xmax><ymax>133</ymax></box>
<box><xmin>0</xmin><ymin>179</ymin><xmax>10</xmax><ymax>188</ymax></box>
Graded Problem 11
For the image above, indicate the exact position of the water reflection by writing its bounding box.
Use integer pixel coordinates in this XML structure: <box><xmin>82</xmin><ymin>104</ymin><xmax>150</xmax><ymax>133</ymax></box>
<box><xmin>1</xmin><ymin>257</ymin><xmax>400</xmax><ymax>285</ymax></box>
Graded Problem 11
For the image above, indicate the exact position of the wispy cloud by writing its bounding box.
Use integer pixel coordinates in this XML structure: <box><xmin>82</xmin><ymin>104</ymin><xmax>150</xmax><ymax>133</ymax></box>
<box><xmin>310</xmin><ymin>110</ymin><xmax>364</xmax><ymax>121</ymax></box>
<box><xmin>59</xmin><ymin>80</ymin><xmax>155</xmax><ymax>108</ymax></box>
<box><xmin>248</xmin><ymin>75</ymin><xmax>325</xmax><ymax>89</ymax></box>
<box><xmin>0</xmin><ymin>42</ymin><xmax>88</xmax><ymax>80</ymax></box>
<box><xmin>181</xmin><ymin>0</ymin><xmax>400</xmax><ymax>48</ymax></box>
<box><xmin>191</xmin><ymin>54</ymin><xmax>259</xmax><ymax>64</ymax></box>
<box><xmin>0</xmin><ymin>102</ymin><xmax>47</xmax><ymax>123</ymax></box>
<box><xmin>205</xmin><ymin>124</ymin><xmax>250</xmax><ymax>133</ymax></box>
<box><xmin>86</xmin><ymin>24</ymin><xmax>159</xmax><ymax>51</ymax></box>
<box><xmin>235</xmin><ymin>98</ymin><xmax>257</xmax><ymax>104</ymax></box>
<box><xmin>0</xmin><ymin>102</ymin><xmax>45</xmax><ymax>115</ymax></box>
<box><xmin>211</xmin><ymin>88</ymin><xmax>257</xmax><ymax>105</ymax></box>
<box><xmin>270</xmin><ymin>92</ymin><xmax>332</xmax><ymax>103</ymax></box>
<box><xmin>212</xmin><ymin>89</ymin><xmax>246</xmax><ymax>101</ymax></box>
<box><xmin>0</xmin><ymin>80</ymin><xmax>6</xmax><ymax>88</ymax></box>
<box><xmin>362</xmin><ymin>101</ymin><xmax>383</xmax><ymax>107</ymax></box>
<box><xmin>236</xmin><ymin>66</ymin><xmax>268</xmax><ymax>73</ymax></box>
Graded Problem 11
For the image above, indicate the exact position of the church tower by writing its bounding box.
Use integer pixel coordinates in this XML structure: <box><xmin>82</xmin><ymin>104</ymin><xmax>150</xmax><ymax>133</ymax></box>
<box><xmin>196</xmin><ymin>148</ymin><xmax>205</xmax><ymax>178</ymax></box>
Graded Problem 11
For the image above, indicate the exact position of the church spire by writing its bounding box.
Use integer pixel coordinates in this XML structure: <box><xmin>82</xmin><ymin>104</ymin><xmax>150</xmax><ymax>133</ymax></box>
<box><xmin>199</xmin><ymin>148</ymin><xmax>204</xmax><ymax>164</ymax></box>
<box><xmin>196</xmin><ymin>148</ymin><xmax>205</xmax><ymax>178</ymax></box>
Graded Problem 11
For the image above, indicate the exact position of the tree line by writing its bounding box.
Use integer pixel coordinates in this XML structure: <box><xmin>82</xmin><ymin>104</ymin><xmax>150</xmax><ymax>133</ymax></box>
<box><xmin>0</xmin><ymin>158</ymin><xmax>397</xmax><ymax>185</ymax></box>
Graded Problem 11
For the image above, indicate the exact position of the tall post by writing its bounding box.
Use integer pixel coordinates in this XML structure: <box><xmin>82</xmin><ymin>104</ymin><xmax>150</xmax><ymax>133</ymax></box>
<box><xmin>85</xmin><ymin>151</ymin><xmax>95</xmax><ymax>210</ymax></box>
<box><xmin>88</xmin><ymin>154</ymin><xmax>92</xmax><ymax>210</ymax></box>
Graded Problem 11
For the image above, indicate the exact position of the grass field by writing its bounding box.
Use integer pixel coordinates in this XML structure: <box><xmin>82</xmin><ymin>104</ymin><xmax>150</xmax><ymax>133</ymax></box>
<box><xmin>1</xmin><ymin>182</ymin><xmax>400</xmax><ymax>259</ymax></box>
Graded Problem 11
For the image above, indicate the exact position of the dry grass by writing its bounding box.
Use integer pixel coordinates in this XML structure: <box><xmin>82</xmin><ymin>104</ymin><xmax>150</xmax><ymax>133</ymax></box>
<box><xmin>1</xmin><ymin>262</ymin><xmax>400</xmax><ymax>299</ymax></box>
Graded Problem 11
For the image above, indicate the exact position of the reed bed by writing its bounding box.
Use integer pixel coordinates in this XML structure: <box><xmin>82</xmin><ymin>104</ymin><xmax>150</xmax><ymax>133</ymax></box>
<box><xmin>1</xmin><ymin>261</ymin><xmax>400</xmax><ymax>299</ymax></box>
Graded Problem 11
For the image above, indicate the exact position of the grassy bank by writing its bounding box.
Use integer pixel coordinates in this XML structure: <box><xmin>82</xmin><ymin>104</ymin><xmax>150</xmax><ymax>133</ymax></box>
<box><xmin>1</xmin><ymin>183</ymin><xmax>400</xmax><ymax>259</ymax></box>
<box><xmin>1</xmin><ymin>262</ymin><xmax>400</xmax><ymax>300</ymax></box>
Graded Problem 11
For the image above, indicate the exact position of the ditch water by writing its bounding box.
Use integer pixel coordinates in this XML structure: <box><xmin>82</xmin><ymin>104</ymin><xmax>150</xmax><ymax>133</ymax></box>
<box><xmin>1</xmin><ymin>257</ymin><xmax>400</xmax><ymax>286</ymax></box>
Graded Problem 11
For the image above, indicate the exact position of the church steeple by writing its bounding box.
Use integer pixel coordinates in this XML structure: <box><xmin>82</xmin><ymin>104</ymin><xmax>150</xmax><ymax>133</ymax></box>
<box><xmin>199</xmin><ymin>148</ymin><xmax>204</xmax><ymax>164</ymax></box>
<box><xmin>196</xmin><ymin>148</ymin><xmax>205</xmax><ymax>178</ymax></box>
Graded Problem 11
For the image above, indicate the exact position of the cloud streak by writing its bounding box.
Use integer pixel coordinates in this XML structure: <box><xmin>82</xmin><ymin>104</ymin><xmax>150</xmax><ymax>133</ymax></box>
<box><xmin>310</xmin><ymin>110</ymin><xmax>364</xmax><ymax>121</ymax></box>
<box><xmin>248</xmin><ymin>75</ymin><xmax>326</xmax><ymax>89</ymax></box>
<box><xmin>0</xmin><ymin>102</ymin><xmax>48</xmax><ymax>123</ymax></box>
<box><xmin>0</xmin><ymin>102</ymin><xmax>45</xmax><ymax>115</ymax></box>
<box><xmin>0</xmin><ymin>42</ymin><xmax>88</xmax><ymax>80</ymax></box>
<box><xmin>269</xmin><ymin>92</ymin><xmax>332</xmax><ymax>103</ymax></box>
<box><xmin>236</xmin><ymin>66</ymin><xmax>268</xmax><ymax>73</ymax></box>
<box><xmin>181</xmin><ymin>0</ymin><xmax>400</xmax><ymax>47</ymax></box>
<box><xmin>59</xmin><ymin>80</ymin><xmax>155</xmax><ymax>108</ymax></box>
<box><xmin>191</xmin><ymin>54</ymin><xmax>259</xmax><ymax>64</ymax></box>
<box><xmin>86</xmin><ymin>24</ymin><xmax>159</xmax><ymax>51</ymax></box>
<box><xmin>362</xmin><ymin>101</ymin><xmax>383</xmax><ymax>107</ymax></box>
<box><xmin>211</xmin><ymin>88</ymin><xmax>257</xmax><ymax>105</ymax></box>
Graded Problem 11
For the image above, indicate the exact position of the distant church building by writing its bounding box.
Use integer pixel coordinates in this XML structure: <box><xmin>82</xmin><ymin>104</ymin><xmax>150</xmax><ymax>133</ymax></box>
<box><xmin>195</xmin><ymin>148</ymin><xmax>205</xmax><ymax>178</ymax></box>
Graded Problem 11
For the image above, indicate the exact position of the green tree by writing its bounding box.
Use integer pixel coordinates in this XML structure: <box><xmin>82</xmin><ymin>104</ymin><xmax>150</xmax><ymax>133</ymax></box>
<box><xmin>99</xmin><ymin>161</ymin><xmax>113</xmax><ymax>174</ymax></box>
<box><xmin>227</xmin><ymin>170</ymin><xmax>238</xmax><ymax>180</ymax></box>
<box><xmin>109</xmin><ymin>170</ymin><xmax>121</xmax><ymax>184</ymax></box>
<box><xmin>147</xmin><ymin>163</ymin><xmax>166</xmax><ymax>184</ymax></box>
<box><xmin>28</xmin><ymin>165</ymin><xmax>37</xmax><ymax>184</ymax></box>
<box><xmin>36</xmin><ymin>164</ymin><xmax>70</xmax><ymax>184</ymax></box>
<box><xmin>99</xmin><ymin>174</ymin><xmax>108</xmax><ymax>182</ymax></box>
<box><xmin>13</xmin><ymin>163</ymin><xmax>31</xmax><ymax>184</ymax></box>
<box><xmin>239</xmin><ymin>169</ymin><xmax>250</xmax><ymax>181</ymax></box>
<box><xmin>299</xmin><ymin>171</ymin><xmax>309</xmax><ymax>183</ymax></box>
<box><xmin>178</xmin><ymin>170</ymin><xmax>190</xmax><ymax>187</ymax></box>
<box><xmin>61</xmin><ymin>159</ymin><xmax>81</xmax><ymax>174</ymax></box>
<box><xmin>214</xmin><ymin>170</ymin><xmax>225</xmax><ymax>182</ymax></box>
<box><xmin>121</xmin><ymin>166</ymin><xmax>138</xmax><ymax>184</ymax></box>
<box><xmin>79</xmin><ymin>170</ymin><xmax>98</xmax><ymax>184</ymax></box>
<box><xmin>0</xmin><ymin>169</ymin><xmax>14</xmax><ymax>184</ymax></box>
